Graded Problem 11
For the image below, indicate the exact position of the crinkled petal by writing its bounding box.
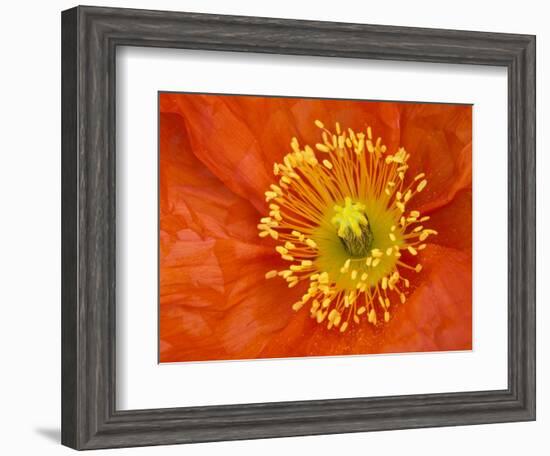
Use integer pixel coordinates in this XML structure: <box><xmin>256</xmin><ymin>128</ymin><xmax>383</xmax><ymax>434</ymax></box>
<box><xmin>160</xmin><ymin>238</ymin><xmax>304</xmax><ymax>362</ymax></box>
<box><xmin>400</xmin><ymin>104</ymin><xmax>472</xmax><ymax>211</ymax></box>
<box><xmin>159</xmin><ymin>111</ymin><xmax>300</xmax><ymax>361</ymax></box>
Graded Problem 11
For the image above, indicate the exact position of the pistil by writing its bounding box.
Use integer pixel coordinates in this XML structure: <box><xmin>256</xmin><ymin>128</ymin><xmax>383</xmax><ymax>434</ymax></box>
<box><xmin>331</xmin><ymin>197</ymin><xmax>373</xmax><ymax>257</ymax></box>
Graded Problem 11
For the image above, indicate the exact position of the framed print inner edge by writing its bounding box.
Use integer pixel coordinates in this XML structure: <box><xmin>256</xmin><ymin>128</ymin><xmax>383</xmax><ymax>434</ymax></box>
<box><xmin>61</xmin><ymin>5</ymin><xmax>536</xmax><ymax>450</ymax></box>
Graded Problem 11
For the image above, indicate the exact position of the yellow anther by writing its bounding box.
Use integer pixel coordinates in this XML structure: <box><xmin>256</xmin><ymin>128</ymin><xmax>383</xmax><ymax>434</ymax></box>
<box><xmin>318</xmin><ymin>272</ymin><xmax>329</xmax><ymax>284</ymax></box>
<box><xmin>351</xmin><ymin>270</ymin><xmax>358</xmax><ymax>280</ymax></box>
<box><xmin>389</xmin><ymin>233</ymin><xmax>397</xmax><ymax>241</ymax></box>
<box><xmin>340</xmin><ymin>321</ymin><xmax>349</xmax><ymax>333</ymax></box>
<box><xmin>314</xmin><ymin>119</ymin><xmax>324</xmax><ymax>129</ymax></box>
<box><xmin>316</xmin><ymin>310</ymin><xmax>327</xmax><ymax>323</ymax></box>
<box><xmin>408</xmin><ymin>246</ymin><xmax>418</xmax><ymax>255</ymax></box>
<box><xmin>417</xmin><ymin>179</ymin><xmax>427</xmax><ymax>192</ymax></box>
<box><xmin>270</xmin><ymin>184</ymin><xmax>282</xmax><ymax>194</ymax></box>
<box><xmin>322</xmin><ymin>159</ymin><xmax>333</xmax><ymax>169</ymax></box>
<box><xmin>371</xmin><ymin>249</ymin><xmax>383</xmax><ymax>258</ymax></box>
<box><xmin>310</xmin><ymin>300</ymin><xmax>320</xmax><ymax>312</ymax></box>
<box><xmin>368</xmin><ymin>309</ymin><xmax>376</xmax><ymax>323</ymax></box>
<box><xmin>316</xmin><ymin>143</ymin><xmax>331</xmax><ymax>153</ymax></box>
<box><xmin>306</xmin><ymin>239</ymin><xmax>317</xmax><ymax>248</ymax></box>
<box><xmin>366</xmin><ymin>139</ymin><xmax>374</xmax><ymax>153</ymax></box>
<box><xmin>270</xmin><ymin>211</ymin><xmax>282</xmax><ymax>221</ymax></box>
<box><xmin>265</xmin><ymin>270</ymin><xmax>278</xmax><ymax>279</ymax></box>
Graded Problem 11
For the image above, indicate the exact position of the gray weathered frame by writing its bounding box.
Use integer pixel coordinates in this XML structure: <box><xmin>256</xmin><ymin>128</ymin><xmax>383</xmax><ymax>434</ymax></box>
<box><xmin>61</xmin><ymin>5</ymin><xmax>536</xmax><ymax>450</ymax></box>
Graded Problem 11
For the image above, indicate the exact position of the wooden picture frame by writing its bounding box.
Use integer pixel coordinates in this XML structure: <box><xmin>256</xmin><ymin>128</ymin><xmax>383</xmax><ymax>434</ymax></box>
<box><xmin>61</xmin><ymin>5</ymin><xmax>536</xmax><ymax>450</ymax></box>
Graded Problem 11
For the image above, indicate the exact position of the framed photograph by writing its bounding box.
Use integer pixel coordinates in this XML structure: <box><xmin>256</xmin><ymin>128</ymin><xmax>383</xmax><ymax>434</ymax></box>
<box><xmin>61</xmin><ymin>5</ymin><xmax>536</xmax><ymax>450</ymax></box>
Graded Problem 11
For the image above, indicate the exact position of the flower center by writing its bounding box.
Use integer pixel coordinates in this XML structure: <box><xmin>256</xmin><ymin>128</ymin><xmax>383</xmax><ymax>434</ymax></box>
<box><xmin>332</xmin><ymin>197</ymin><xmax>373</xmax><ymax>257</ymax></box>
<box><xmin>259</xmin><ymin>120</ymin><xmax>437</xmax><ymax>333</ymax></box>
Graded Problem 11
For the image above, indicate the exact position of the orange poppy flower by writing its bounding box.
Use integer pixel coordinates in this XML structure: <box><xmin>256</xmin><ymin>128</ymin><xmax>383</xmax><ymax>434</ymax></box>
<box><xmin>159</xmin><ymin>93</ymin><xmax>472</xmax><ymax>363</ymax></box>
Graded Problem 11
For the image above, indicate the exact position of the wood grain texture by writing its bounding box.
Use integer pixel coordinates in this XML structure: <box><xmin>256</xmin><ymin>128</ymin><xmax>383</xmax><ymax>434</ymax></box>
<box><xmin>61</xmin><ymin>5</ymin><xmax>536</xmax><ymax>450</ymax></box>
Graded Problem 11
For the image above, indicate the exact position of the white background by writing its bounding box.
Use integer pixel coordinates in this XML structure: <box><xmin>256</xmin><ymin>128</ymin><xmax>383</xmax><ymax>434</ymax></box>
<box><xmin>118</xmin><ymin>48</ymin><xmax>507</xmax><ymax>410</ymax></box>
<box><xmin>0</xmin><ymin>1</ymin><xmax>547</xmax><ymax>455</ymax></box>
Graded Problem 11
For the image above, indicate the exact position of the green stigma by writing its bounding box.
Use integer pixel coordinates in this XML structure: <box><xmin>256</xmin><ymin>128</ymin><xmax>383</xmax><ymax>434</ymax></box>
<box><xmin>331</xmin><ymin>197</ymin><xmax>373</xmax><ymax>257</ymax></box>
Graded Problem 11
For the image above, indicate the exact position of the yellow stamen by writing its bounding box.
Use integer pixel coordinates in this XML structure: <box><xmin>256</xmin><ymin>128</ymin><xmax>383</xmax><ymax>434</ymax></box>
<box><xmin>265</xmin><ymin>270</ymin><xmax>278</xmax><ymax>279</ymax></box>
<box><xmin>258</xmin><ymin>120</ymin><xmax>435</xmax><ymax>333</ymax></box>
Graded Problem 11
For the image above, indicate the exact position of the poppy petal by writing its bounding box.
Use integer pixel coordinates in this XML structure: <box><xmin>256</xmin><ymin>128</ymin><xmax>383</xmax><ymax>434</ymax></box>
<box><xmin>160</xmin><ymin>93</ymin><xmax>273</xmax><ymax>212</ymax></box>
<box><xmin>159</xmin><ymin>110</ymin><xmax>300</xmax><ymax>361</ymax></box>
<box><xmin>400</xmin><ymin>104</ymin><xmax>472</xmax><ymax>212</ymax></box>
